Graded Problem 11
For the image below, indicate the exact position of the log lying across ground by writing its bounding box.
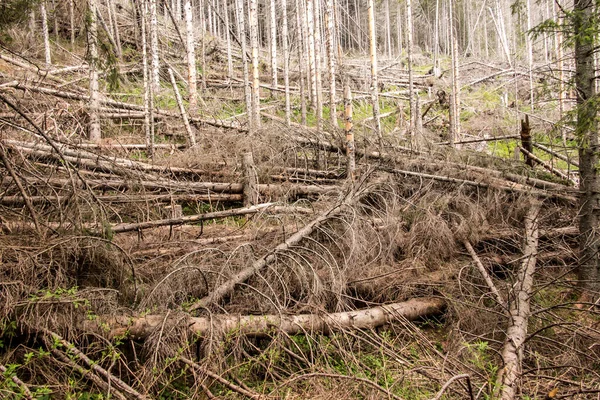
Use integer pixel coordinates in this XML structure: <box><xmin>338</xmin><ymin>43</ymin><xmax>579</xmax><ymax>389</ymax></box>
<box><xmin>496</xmin><ymin>204</ymin><xmax>540</xmax><ymax>400</ymax></box>
<box><xmin>90</xmin><ymin>297</ymin><xmax>446</xmax><ymax>339</ymax></box>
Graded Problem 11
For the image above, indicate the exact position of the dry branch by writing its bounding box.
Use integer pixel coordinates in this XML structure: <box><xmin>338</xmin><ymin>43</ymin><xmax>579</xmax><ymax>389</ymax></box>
<box><xmin>44</xmin><ymin>331</ymin><xmax>148</xmax><ymax>400</ymax></box>
<box><xmin>463</xmin><ymin>240</ymin><xmax>505</xmax><ymax>305</ymax></box>
<box><xmin>0</xmin><ymin>364</ymin><xmax>33</xmax><ymax>399</ymax></box>
<box><xmin>92</xmin><ymin>297</ymin><xmax>446</xmax><ymax>339</ymax></box>
<box><xmin>180</xmin><ymin>358</ymin><xmax>262</xmax><ymax>400</ymax></box>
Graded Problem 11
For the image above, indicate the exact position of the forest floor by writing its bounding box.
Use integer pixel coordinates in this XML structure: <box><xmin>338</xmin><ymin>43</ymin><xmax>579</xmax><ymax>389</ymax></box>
<box><xmin>0</xmin><ymin>10</ymin><xmax>598</xmax><ymax>400</ymax></box>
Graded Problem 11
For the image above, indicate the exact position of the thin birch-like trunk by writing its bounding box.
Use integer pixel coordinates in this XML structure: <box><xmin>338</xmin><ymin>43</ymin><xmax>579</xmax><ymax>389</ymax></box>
<box><xmin>108</xmin><ymin>0</ymin><xmax>123</xmax><ymax>58</ymax></box>
<box><xmin>307</xmin><ymin>0</ymin><xmax>317</xmax><ymax>107</ymax></box>
<box><xmin>269</xmin><ymin>0</ymin><xmax>278</xmax><ymax>89</ymax></box>
<box><xmin>88</xmin><ymin>0</ymin><xmax>101</xmax><ymax>142</ymax></box>
<box><xmin>449</xmin><ymin>9</ymin><xmax>461</xmax><ymax>145</ymax></box>
<box><xmin>41</xmin><ymin>1</ymin><xmax>52</xmax><ymax>68</ymax></box>
<box><xmin>554</xmin><ymin>0</ymin><xmax>565</xmax><ymax>143</ymax></box>
<box><xmin>297</xmin><ymin>0</ymin><xmax>308</xmax><ymax>125</ymax></box>
<box><xmin>249</xmin><ymin>0</ymin><xmax>261</xmax><ymax>128</ymax></box>
<box><xmin>326</xmin><ymin>0</ymin><xmax>336</xmax><ymax>130</ymax></box>
<box><xmin>168</xmin><ymin>68</ymin><xmax>196</xmax><ymax>147</ymax></box>
<box><xmin>51</xmin><ymin>0</ymin><xmax>59</xmax><ymax>42</ymax></box>
<box><xmin>433</xmin><ymin>0</ymin><xmax>440</xmax><ymax>73</ymax></box>
<box><xmin>282</xmin><ymin>0</ymin><xmax>291</xmax><ymax>126</ymax></box>
<box><xmin>200</xmin><ymin>0</ymin><xmax>207</xmax><ymax>90</ymax></box>
<box><xmin>384</xmin><ymin>0</ymin><xmax>391</xmax><ymax>58</ymax></box>
<box><xmin>184</xmin><ymin>0</ymin><xmax>198</xmax><ymax>113</ymax></box>
<box><xmin>224</xmin><ymin>0</ymin><xmax>233</xmax><ymax>80</ymax></box>
<box><xmin>236</xmin><ymin>0</ymin><xmax>252</xmax><ymax>127</ymax></box>
<box><xmin>344</xmin><ymin>83</ymin><xmax>354</xmax><ymax>180</ymax></box>
<box><xmin>396</xmin><ymin>2</ymin><xmax>402</xmax><ymax>56</ymax></box>
<box><xmin>406</xmin><ymin>0</ymin><xmax>415</xmax><ymax>134</ymax></box>
<box><xmin>367</xmin><ymin>0</ymin><xmax>381</xmax><ymax>140</ymax></box>
<box><xmin>69</xmin><ymin>0</ymin><xmax>75</xmax><ymax>45</ymax></box>
<box><xmin>313</xmin><ymin>0</ymin><xmax>324</xmax><ymax>131</ymax></box>
<box><xmin>150</xmin><ymin>0</ymin><xmax>160</xmax><ymax>92</ymax></box>
<box><xmin>141</xmin><ymin>0</ymin><xmax>153</xmax><ymax>156</ymax></box>
<box><xmin>526</xmin><ymin>0</ymin><xmax>534</xmax><ymax>110</ymax></box>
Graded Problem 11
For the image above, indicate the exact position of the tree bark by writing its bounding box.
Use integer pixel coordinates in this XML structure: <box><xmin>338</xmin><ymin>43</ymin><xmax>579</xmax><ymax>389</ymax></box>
<box><xmin>94</xmin><ymin>297</ymin><xmax>446</xmax><ymax>339</ymax></box>
<box><xmin>185</xmin><ymin>0</ymin><xmax>198</xmax><ymax>113</ymax></box>
<box><xmin>406</xmin><ymin>0</ymin><xmax>415</xmax><ymax>134</ymax></box>
<box><xmin>574</xmin><ymin>0</ymin><xmax>600</xmax><ymax>302</ymax></box>
<box><xmin>88</xmin><ymin>0</ymin><xmax>101</xmax><ymax>142</ymax></box>
<box><xmin>282</xmin><ymin>0</ymin><xmax>291</xmax><ymax>126</ymax></box>
<box><xmin>344</xmin><ymin>82</ymin><xmax>355</xmax><ymax>180</ymax></box>
<box><xmin>242</xmin><ymin>152</ymin><xmax>259</xmax><ymax>206</ymax></box>
<box><xmin>249</xmin><ymin>0</ymin><xmax>261</xmax><ymax>129</ymax></box>
<box><xmin>168</xmin><ymin>68</ymin><xmax>196</xmax><ymax>147</ymax></box>
<box><xmin>269</xmin><ymin>0</ymin><xmax>277</xmax><ymax>90</ymax></box>
<box><xmin>150</xmin><ymin>0</ymin><xmax>160</xmax><ymax>92</ymax></box>
<box><xmin>497</xmin><ymin>204</ymin><xmax>540</xmax><ymax>400</ymax></box>
<box><xmin>40</xmin><ymin>1</ymin><xmax>51</xmax><ymax>68</ymax></box>
<box><xmin>326</xmin><ymin>0</ymin><xmax>337</xmax><ymax>130</ymax></box>
<box><xmin>368</xmin><ymin>0</ymin><xmax>381</xmax><ymax>140</ymax></box>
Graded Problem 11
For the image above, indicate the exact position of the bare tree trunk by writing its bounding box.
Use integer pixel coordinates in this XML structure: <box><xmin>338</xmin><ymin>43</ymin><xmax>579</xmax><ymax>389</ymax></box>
<box><xmin>185</xmin><ymin>0</ymin><xmax>198</xmax><ymax>114</ymax></box>
<box><xmin>433</xmin><ymin>0</ymin><xmax>440</xmax><ymax>73</ymax></box>
<box><xmin>326</xmin><ymin>0</ymin><xmax>337</xmax><ymax>130</ymax></box>
<box><xmin>344</xmin><ymin>82</ymin><xmax>355</xmax><ymax>180</ymax></box>
<box><xmin>168</xmin><ymin>68</ymin><xmax>196</xmax><ymax>147</ymax></box>
<box><xmin>497</xmin><ymin>204</ymin><xmax>540</xmax><ymax>400</ymax></box>
<box><xmin>449</xmin><ymin>1</ymin><xmax>461</xmax><ymax>145</ymax></box>
<box><xmin>269</xmin><ymin>0</ymin><xmax>278</xmax><ymax>90</ymax></box>
<box><xmin>237</xmin><ymin>0</ymin><xmax>252</xmax><ymax>127</ymax></box>
<box><xmin>368</xmin><ymin>0</ymin><xmax>381</xmax><ymax>140</ymax></box>
<box><xmin>574</xmin><ymin>0</ymin><xmax>600</xmax><ymax>303</ymax></box>
<box><xmin>406</xmin><ymin>0</ymin><xmax>414</xmax><ymax>134</ymax></box>
<box><xmin>41</xmin><ymin>1</ymin><xmax>52</xmax><ymax>68</ymax></box>
<box><xmin>384</xmin><ymin>0</ymin><xmax>391</xmax><ymax>58</ymax></box>
<box><xmin>282</xmin><ymin>0</ymin><xmax>291</xmax><ymax>126</ymax></box>
<box><xmin>95</xmin><ymin>297</ymin><xmax>446</xmax><ymax>339</ymax></box>
<box><xmin>88</xmin><ymin>0</ymin><xmax>101</xmax><ymax>142</ymax></box>
<box><xmin>554</xmin><ymin>0</ymin><xmax>565</xmax><ymax>143</ymax></box>
<box><xmin>224</xmin><ymin>0</ymin><xmax>233</xmax><ymax>80</ymax></box>
<box><xmin>200</xmin><ymin>0</ymin><xmax>207</xmax><ymax>90</ymax></box>
<box><xmin>297</xmin><ymin>0</ymin><xmax>308</xmax><ymax>125</ymax></box>
<box><xmin>109</xmin><ymin>0</ymin><xmax>123</xmax><ymax>58</ymax></box>
<box><xmin>525</xmin><ymin>0</ymin><xmax>534</xmax><ymax>110</ymax></box>
<box><xmin>150</xmin><ymin>0</ymin><xmax>160</xmax><ymax>92</ymax></box>
<box><xmin>306</xmin><ymin>0</ymin><xmax>317</xmax><ymax>106</ymax></box>
<box><xmin>69</xmin><ymin>0</ymin><xmax>75</xmax><ymax>45</ymax></box>
<box><xmin>249</xmin><ymin>0</ymin><xmax>261</xmax><ymax>129</ymax></box>
<box><xmin>242</xmin><ymin>152</ymin><xmax>259</xmax><ymax>206</ymax></box>
<box><xmin>310</xmin><ymin>0</ymin><xmax>324</xmax><ymax>130</ymax></box>
<box><xmin>141</xmin><ymin>0</ymin><xmax>153</xmax><ymax>156</ymax></box>
<box><xmin>396</xmin><ymin>1</ymin><xmax>402</xmax><ymax>56</ymax></box>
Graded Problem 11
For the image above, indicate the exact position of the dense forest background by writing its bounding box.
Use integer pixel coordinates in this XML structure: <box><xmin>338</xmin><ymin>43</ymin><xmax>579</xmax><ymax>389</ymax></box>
<box><xmin>0</xmin><ymin>0</ymin><xmax>599</xmax><ymax>399</ymax></box>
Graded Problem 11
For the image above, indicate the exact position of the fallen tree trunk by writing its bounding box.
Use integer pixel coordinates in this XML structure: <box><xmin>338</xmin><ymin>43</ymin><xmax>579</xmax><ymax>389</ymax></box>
<box><xmin>91</xmin><ymin>297</ymin><xmax>446</xmax><ymax>339</ymax></box>
<box><xmin>0</xmin><ymin>193</ymin><xmax>243</xmax><ymax>206</ymax></box>
<box><xmin>107</xmin><ymin>203</ymin><xmax>275</xmax><ymax>234</ymax></box>
<box><xmin>188</xmin><ymin>183</ymin><xmax>377</xmax><ymax>311</ymax></box>
<box><xmin>496</xmin><ymin>203</ymin><xmax>540</xmax><ymax>400</ymax></box>
<box><xmin>4</xmin><ymin>176</ymin><xmax>338</xmax><ymax>197</ymax></box>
